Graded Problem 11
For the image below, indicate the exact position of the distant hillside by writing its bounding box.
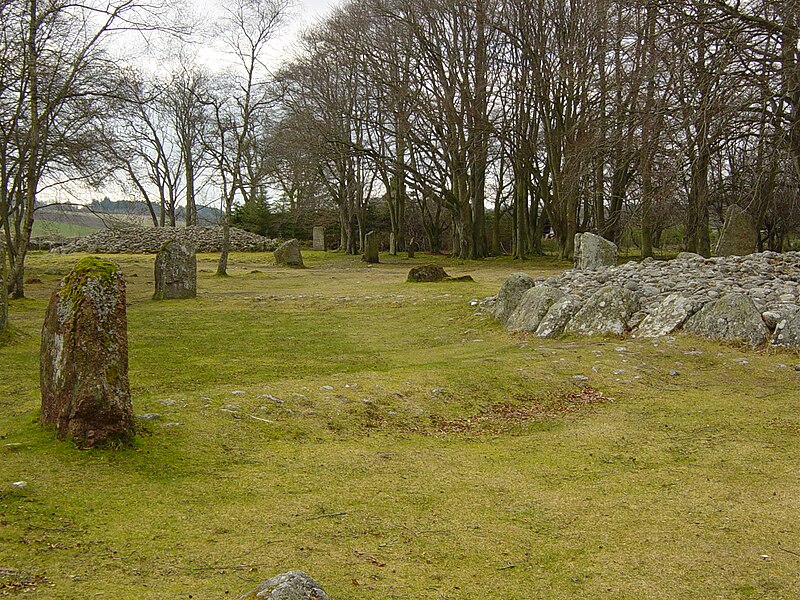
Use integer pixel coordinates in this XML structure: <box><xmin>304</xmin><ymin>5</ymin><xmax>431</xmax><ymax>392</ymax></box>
<box><xmin>33</xmin><ymin>199</ymin><xmax>222</xmax><ymax>239</ymax></box>
<box><xmin>85</xmin><ymin>199</ymin><xmax>222</xmax><ymax>225</ymax></box>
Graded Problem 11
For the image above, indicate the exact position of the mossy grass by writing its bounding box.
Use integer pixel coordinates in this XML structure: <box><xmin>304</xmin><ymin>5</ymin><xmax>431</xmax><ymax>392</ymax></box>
<box><xmin>1</xmin><ymin>250</ymin><xmax>798</xmax><ymax>598</ymax></box>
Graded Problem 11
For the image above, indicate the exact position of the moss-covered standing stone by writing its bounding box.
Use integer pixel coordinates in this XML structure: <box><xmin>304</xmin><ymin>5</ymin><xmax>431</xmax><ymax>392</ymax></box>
<box><xmin>564</xmin><ymin>285</ymin><xmax>639</xmax><ymax>337</ymax></box>
<box><xmin>312</xmin><ymin>227</ymin><xmax>325</xmax><ymax>251</ymax></box>
<box><xmin>506</xmin><ymin>285</ymin><xmax>565</xmax><ymax>332</ymax></box>
<box><xmin>40</xmin><ymin>257</ymin><xmax>134</xmax><ymax>446</ymax></box>
<box><xmin>491</xmin><ymin>272</ymin><xmax>536</xmax><ymax>325</ymax></box>
<box><xmin>683</xmin><ymin>293</ymin><xmax>768</xmax><ymax>346</ymax></box>
<box><xmin>153</xmin><ymin>239</ymin><xmax>197</xmax><ymax>300</ymax></box>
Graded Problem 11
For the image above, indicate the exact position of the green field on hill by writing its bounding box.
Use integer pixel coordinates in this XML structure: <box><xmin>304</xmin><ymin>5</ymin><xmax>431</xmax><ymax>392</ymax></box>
<box><xmin>1</xmin><ymin>251</ymin><xmax>799</xmax><ymax>599</ymax></box>
<box><xmin>30</xmin><ymin>219</ymin><xmax>101</xmax><ymax>239</ymax></box>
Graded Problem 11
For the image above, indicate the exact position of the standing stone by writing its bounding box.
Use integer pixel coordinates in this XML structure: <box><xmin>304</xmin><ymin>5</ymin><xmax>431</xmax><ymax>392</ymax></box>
<box><xmin>364</xmin><ymin>230</ymin><xmax>379</xmax><ymax>263</ymax></box>
<box><xmin>0</xmin><ymin>241</ymin><xmax>7</xmax><ymax>333</ymax></box>
<box><xmin>715</xmin><ymin>204</ymin><xmax>757</xmax><ymax>257</ymax></box>
<box><xmin>274</xmin><ymin>239</ymin><xmax>305</xmax><ymax>268</ymax></box>
<box><xmin>407</xmin><ymin>238</ymin><xmax>418</xmax><ymax>258</ymax></box>
<box><xmin>153</xmin><ymin>239</ymin><xmax>196</xmax><ymax>300</ymax></box>
<box><xmin>389</xmin><ymin>231</ymin><xmax>397</xmax><ymax>255</ymax></box>
<box><xmin>40</xmin><ymin>257</ymin><xmax>134</xmax><ymax>446</ymax></box>
<box><xmin>312</xmin><ymin>227</ymin><xmax>326</xmax><ymax>251</ymax></box>
<box><xmin>574</xmin><ymin>232</ymin><xmax>618</xmax><ymax>270</ymax></box>
<box><xmin>238</xmin><ymin>571</ymin><xmax>329</xmax><ymax>600</ymax></box>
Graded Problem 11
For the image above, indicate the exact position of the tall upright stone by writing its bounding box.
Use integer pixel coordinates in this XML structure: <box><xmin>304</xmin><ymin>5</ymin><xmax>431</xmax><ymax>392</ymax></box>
<box><xmin>40</xmin><ymin>257</ymin><xmax>134</xmax><ymax>446</ymax></box>
<box><xmin>312</xmin><ymin>227</ymin><xmax>326</xmax><ymax>251</ymax></box>
<box><xmin>0</xmin><ymin>241</ymin><xmax>7</xmax><ymax>333</ymax></box>
<box><xmin>364</xmin><ymin>231</ymin><xmax>379</xmax><ymax>263</ymax></box>
<box><xmin>715</xmin><ymin>204</ymin><xmax>756</xmax><ymax>257</ymax></box>
<box><xmin>153</xmin><ymin>239</ymin><xmax>196</xmax><ymax>300</ymax></box>
<box><xmin>574</xmin><ymin>232</ymin><xmax>617</xmax><ymax>270</ymax></box>
<box><xmin>389</xmin><ymin>232</ymin><xmax>397</xmax><ymax>255</ymax></box>
<box><xmin>407</xmin><ymin>238</ymin><xmax>418</xmax><ymax>259</ymax></box>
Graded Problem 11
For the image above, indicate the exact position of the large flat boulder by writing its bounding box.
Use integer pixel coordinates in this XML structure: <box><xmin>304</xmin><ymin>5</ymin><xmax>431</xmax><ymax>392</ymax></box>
<box><xmin>683</xmin><ymin>293</ymin><xmax>768</xmax><ymax>346</ymax></box>
<box><xmin>407</xmin><ymin>264</ymin><xmax>448</xmax><ymax>282</ymax></box>
<box><xmin>507</xmin><ymin>285</ymin><xmax>565</xmax><ymax>332</ymax></box>
<box><xmin>564</xmin><ymin>285</ymin><xmax>639</xmax><ymax>337</ymax></box>
<box><xmin>491</xmin><ymin>273</ymin><xmax>536</xmax><ymax>325</ymax></box>
<box><xmin>534</xmin><ymin>294</ymin><xmax>584</xmax><ymax>338</ymax></box>
<box><xmin>40</xmin><ymin>257</ymin><xmax>134</xmax><ymax>446</ymax></box>
<box><xmin>632</xmin><ymin>294</ymin><xmax>700</xmax><ymax>338</ymax></box>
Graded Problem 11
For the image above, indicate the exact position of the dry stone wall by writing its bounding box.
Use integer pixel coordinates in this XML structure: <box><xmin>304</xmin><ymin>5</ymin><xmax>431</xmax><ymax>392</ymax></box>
<box><xmin>483</xmin><ymin>251</ymin><xmax>800</xmax><ymax>348</ymax></box>
<box><xmin>55</xmin><ymin>226</ymin><xmax>278</xmax><ymax>254</ymax></box>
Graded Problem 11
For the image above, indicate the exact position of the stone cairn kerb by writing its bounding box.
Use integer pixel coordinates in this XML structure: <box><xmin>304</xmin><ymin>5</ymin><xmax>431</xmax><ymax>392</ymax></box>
<box><xmin>481</xmin><ymin>250</ymin><xmax>800</xmax><ymax>349</ymax></box>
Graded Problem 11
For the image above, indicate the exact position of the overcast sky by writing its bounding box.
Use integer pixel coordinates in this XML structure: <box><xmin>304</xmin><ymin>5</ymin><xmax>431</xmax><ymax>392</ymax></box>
<box><xmin>277</xmin><ymin>0</ymin><xmax>343</xmax><ymax>59</ymax></box>
<box><xmin>187</xmin><ymin>0</ymin><xmax>344</xmax><ymax>70</ymax></box>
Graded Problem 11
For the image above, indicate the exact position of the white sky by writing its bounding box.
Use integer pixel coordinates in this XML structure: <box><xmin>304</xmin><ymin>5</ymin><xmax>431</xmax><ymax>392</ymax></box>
<box><xmin>271</xmin><ymin>0</ymin><xmax>344</xmax><ymax>62</ymax></box>
<box><xmin>186</xmin><ymin>0</ymin><xmax>344</xmax><ymax>72</ymax></box>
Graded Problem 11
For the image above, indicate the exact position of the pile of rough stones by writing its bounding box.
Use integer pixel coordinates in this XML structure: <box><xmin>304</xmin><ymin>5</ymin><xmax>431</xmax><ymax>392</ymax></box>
<box><xmin>479</xmin><ymin>250</ymin><xmax>800</xmax><ymax>349</ymax></box>
<box><xmin>54</xmin><ymin>225</ymin><xmax>278</xmax><ymax>254</ymax></box>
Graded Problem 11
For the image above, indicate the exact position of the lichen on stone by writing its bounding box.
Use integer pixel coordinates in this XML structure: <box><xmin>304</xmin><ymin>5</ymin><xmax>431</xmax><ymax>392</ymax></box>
<box><xmin>59</xmin><ymin>256</ymin><xmax>120</xmax><ymax>305</ymax></box>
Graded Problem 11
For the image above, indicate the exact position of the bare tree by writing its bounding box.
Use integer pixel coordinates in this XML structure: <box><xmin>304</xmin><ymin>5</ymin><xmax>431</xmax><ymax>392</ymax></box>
<box><xmin>204</xmin><ymin>0</ymin><xmax>289</xmax><ymax>276</ymax></box>
<box><xmin>0</xmin><ymin>0</ymin><xmax>176</xmax><ymax>298</ymax></box>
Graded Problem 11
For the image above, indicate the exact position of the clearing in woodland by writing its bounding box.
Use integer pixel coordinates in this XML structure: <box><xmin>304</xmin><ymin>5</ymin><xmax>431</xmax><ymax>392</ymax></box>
<box><xmin>1</xmin><ymin>250</ymin><xmax>799</xmax><ymax>599</ymax></box>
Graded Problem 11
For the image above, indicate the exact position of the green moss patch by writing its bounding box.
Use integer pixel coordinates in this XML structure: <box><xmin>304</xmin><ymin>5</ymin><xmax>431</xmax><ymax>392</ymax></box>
<box><xmin>58</xmin><ymin>256</ymin><xmax>120</xmax><ymax>305</ymax></box>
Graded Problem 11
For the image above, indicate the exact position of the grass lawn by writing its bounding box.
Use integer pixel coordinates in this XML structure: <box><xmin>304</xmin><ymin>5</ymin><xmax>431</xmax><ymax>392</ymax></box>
<box><xmin>1</xmin><ymin>250</ymin><xmax>799</xmax><ymax>599</ymax></box>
